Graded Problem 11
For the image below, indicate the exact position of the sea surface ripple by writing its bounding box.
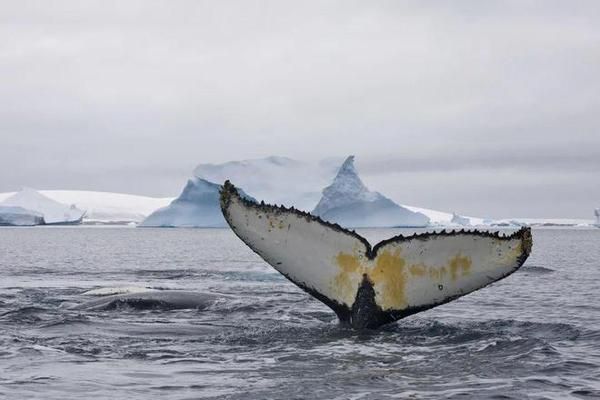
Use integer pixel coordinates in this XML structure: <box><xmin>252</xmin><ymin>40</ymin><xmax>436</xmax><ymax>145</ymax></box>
<box><xmin>0</xmin><ymin>227</ymin><xmax>599</xmax><ymax>399</ymax></box>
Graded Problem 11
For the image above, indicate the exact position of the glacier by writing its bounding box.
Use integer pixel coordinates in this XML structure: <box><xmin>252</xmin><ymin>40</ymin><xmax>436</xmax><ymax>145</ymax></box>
<box><xmin>0</xmin><ymin>188</ymin><xmax>85</xmax><ymax>225</ymax></box>
<box><xmin>0</xmin><ymin>206</ymin><xmax>45</xmax><ymax>226</ymax></box>
<box><xmin>312</xmin><ymin>156</ymin><xmax>430</xmax><ymax>228</ymax></box>
<box><xmin>140</xmin><ymin>178</ymin><xmax>254</xmax><ymax>228</ymax></box>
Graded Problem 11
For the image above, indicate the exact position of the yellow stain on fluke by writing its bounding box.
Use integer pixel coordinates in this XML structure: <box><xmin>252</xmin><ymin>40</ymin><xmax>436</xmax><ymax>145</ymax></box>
<box><xmin>333</xmin><ymin>248</ymin><xmax>473</xmax><ymax>311</ymax></box>
<box><xmin>449</xmin><ymin>254</ymin><xmax>472</xmax><ymax>280</ymax></box>
<box><xmin>333</xmin><ymin>253</ymin><xmax>363</xmax><ymax>305</ymax></box>
<box><xmin>370</xmin><ymin>250</ymin><xmax>408</xmax><ymax>310</ymax></box>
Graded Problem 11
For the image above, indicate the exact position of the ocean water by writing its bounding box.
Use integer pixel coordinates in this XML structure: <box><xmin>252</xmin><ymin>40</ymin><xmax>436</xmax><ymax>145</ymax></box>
<box><xmin>0</xmin><ymin>227</ymin><xmax>599</xmax><ymax>399</ymax></box>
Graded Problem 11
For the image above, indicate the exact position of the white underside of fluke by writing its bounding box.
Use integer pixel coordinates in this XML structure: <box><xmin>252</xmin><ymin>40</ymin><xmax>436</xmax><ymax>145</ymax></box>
<box><xmin>220</xmin><ymin>181</ymin><xmax>532</xmax><ymax>328</ymax></box>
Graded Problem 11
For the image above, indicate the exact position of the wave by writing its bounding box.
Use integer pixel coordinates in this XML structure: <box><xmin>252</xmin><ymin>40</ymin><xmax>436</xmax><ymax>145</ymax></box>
<box><xmin>521</xmin><ymin>265</ymin><xmax>555</xmax><ymax>274</ymax></box>
<box><xmin>0</xmin><ymin>306</ymin><xmax>49</xmax><ymax>323</ymax></box>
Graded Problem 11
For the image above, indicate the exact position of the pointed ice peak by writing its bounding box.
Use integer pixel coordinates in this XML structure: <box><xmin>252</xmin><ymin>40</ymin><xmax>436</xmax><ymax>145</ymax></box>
<box><xmin>313</xmin><ymin>156</ymin><xmax>381</xmax><ymax>216</ymax></box>
<box><xmin>338</xmin><ymin>155</ymin><xmax>357</xmax><ymax>174</ymax></box>
<box><xmin>324</xmin><ymin>155</ymin><xmax>372</xmax><ymax>198</ymax></box>
<box><xmin>311</xmin><ymin>156</ymin><xmax>430</xmax><ymax>227</ymax></box>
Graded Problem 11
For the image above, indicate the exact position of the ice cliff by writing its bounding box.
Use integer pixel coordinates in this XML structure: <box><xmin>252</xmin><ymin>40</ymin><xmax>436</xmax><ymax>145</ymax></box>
<box><xmin>0</xmin><ymin>188</ymin><xmax>85</xmax><ymax>225</ymax></box>
<box><xmin>0</xmin><ymin>206</ymin><xmax>45</xmax><ymax>226</ymax></box>
<box><xmin>140</xmin><ymin>178</ymin><xmax>254</xmax><ymax>228</ymax></box>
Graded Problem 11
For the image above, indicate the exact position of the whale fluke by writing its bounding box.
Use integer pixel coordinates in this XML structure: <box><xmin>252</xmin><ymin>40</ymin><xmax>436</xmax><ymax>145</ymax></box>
<box><xmin>220</xmin><ymin>181</ymin><xmax>532</xmax><ymax>329</ymax></box>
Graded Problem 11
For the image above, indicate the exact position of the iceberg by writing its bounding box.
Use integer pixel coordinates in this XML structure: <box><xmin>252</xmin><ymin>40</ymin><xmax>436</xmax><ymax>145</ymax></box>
<box><xmin>0</xmin><ymin>206</ymin><xmax>45</xmax><ymax>226</ymax></box>
<box><xmin>0</xmin><ymin>188</ymin><xmax>85</xmax><ymax>225</ymax></box>
<box><xmin>194</xmin><ymin>156</ymin><xmax>340</xmax><ymax>211</ymax></box>
<box><xmin>0</xmin><ymin>190</ymin><xmax>173</xmax><ymax>224</ymax></box>
<box><xmin>140</xmin><ymin>177</ymin><xmax>254</xmax><ymax>227</ymax></box>
<box><xmin>41</xmin><ymin>191</ymin><xmax>173</xmax><ymax>224</ymax></box>
<box><xmin>595</xmin><ymin>208</ymin><xmax>600</xmax><ymax>227</ymax></box>
<box><xmin>312</xmin><ymin>156</ymin><xmax>430</xmax><ymax>228</ymax></box>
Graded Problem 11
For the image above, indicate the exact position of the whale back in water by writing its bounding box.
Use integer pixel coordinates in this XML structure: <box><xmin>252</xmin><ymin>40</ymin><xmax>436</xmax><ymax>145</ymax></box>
<box><xmin>74</xmin><ymin>291</ymin><xmax>219</xmax><ymax>311</ymax></box>
<box><xmin>220</xmin><ymin>181</ymin><xmax>532</xmax><ymax>329</ymax></box>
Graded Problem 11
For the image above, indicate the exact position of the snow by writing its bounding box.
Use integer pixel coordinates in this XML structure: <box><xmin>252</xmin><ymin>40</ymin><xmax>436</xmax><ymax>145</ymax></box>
<box><xmin>140</xmin><ymin>178</ymin><xmax>255</xmax><ymax>228</ymax></box>
<box><xmin>0</xmin><ymin>190</ymin><xmax>173</xmax><ymax>224</ymax></box>
<box><xmin>0</xmin><ymin>188</ymin><xmax>85</xmax><ymax>224</ymax></box>
<box><xmin>40</xmin><ymin>190</ymin><xmax>172</xmax><ymax>223</ymax></box>
<box><xmin>451</xmin><ymin>212</ymin><xmax>471</xmax><ymax>226</ymax></box>
<box><xmin>312</xmin><ymin>156</ymin><xmax>430</xmax><ymax>228</ymax></box>
<box><xmin>0</xmin><ymin>206</ymin><xmax>44</xmax><ymax>226</ymax></box>
<box><xmin>194</xmin><ymin>155</ymin><xmax>341</xmax><ymax>211</ymax></box>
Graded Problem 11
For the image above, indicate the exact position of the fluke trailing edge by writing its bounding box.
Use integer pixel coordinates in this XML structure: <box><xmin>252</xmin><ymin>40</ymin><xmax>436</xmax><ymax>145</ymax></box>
<box><xmin>220</xmin><ymin>181</ymin><xmax>532</xmax><ymax>329</ymax></box>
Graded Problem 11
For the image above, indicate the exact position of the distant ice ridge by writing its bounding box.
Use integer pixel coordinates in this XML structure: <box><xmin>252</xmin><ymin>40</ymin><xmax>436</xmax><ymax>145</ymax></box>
<box><xmin>140</xmin><ymin>178</ymin><xmax>255</xmax><ymax>228</ymax></box>
<box><xmin>312</xmin><ymin>156</ymin><xmax>430</xmax><ymax>228</ymax></box>
<box><xmin>0</xmin><ymin>206</ymin><xmax>44</xmax><ymax>226</ymax></box>
<box><xmin>0</xmin><ymin>188</ymin><xmax>85</xmax><ymax>225</ymax></box>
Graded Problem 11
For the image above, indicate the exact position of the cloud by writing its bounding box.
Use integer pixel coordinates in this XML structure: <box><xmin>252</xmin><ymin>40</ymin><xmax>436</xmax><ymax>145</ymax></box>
<box><xmin>0</xmin><ymin>1</ymin><xmax>598</xmax><ymax>217</ymax></box>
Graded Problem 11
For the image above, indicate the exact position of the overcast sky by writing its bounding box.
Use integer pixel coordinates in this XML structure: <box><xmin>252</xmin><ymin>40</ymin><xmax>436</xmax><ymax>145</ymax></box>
<box><xmin>1</xmin><ymin>1</ymin><xmax>598</xmax><ymax>218</ymax></box>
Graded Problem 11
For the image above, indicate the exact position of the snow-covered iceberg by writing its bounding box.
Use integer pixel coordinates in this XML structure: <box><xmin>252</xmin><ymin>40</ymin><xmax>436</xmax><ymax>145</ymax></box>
<box><xmin>0</xmin><ymin>188</ymin><xmax>85</xmax><ymax>225</ymax></box>
<box><xmin>140</xmin><ymin>178</ymin><xmax>254</xmax><ymax>228</ymax></box>
<box><xmin>0</xmin><ymin>206</ymin><xmax>45</xmax><ymax>226</ymax></box>
<box><xmin>194</xmin><ymin>156</ymin><xmax>341</xmax><ymax>211</ymax></box>
<box><xmin>0</xmin><ymin>190</ymin><xmax>173</xmax><ymax>225</ymax></box>
<box><xmin>312</xmin><ymin>156</ymin><xmax>430</xmax><ymax>228</ymax></box>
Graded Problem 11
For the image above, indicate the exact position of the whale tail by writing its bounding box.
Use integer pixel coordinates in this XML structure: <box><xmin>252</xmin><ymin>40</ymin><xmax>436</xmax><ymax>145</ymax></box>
<box><xmin>220</xmin><ymin>181</ymin><xmax>532</xmax><ymax>329</ymax></box>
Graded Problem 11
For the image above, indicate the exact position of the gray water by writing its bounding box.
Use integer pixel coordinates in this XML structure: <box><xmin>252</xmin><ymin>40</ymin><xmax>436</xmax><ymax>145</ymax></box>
<box><xmin>0</xmin><ymin>227</ymin><xmax>599</xmax><ymax>399</ymax></box>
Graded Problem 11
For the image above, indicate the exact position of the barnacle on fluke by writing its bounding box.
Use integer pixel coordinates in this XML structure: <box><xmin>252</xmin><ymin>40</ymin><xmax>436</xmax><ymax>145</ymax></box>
<box><xmin>220</xmin><ymin>180</ymin><xmax>532</xmax><ymax>329</ymax></box>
